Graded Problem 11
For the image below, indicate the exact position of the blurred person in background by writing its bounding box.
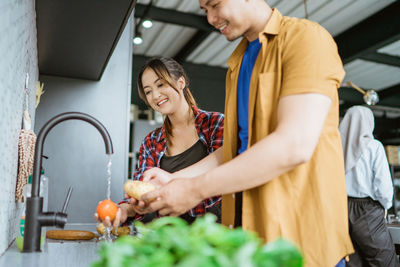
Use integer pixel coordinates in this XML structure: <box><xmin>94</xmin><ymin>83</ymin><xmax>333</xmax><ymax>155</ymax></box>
<box><xmin>340</xmin><ymin>105</ymin><xmax>398</xmax><ymax>267</ymax></box>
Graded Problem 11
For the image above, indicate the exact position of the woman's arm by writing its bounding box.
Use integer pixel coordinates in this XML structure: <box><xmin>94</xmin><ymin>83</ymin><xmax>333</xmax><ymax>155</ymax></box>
<box><xmin>118</xmin><ymin>137</ymin><xmax>158</xmax><ymax>220</ymax></box>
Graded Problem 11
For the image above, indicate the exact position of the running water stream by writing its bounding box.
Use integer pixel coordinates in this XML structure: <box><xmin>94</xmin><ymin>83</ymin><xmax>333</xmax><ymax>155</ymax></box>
<box><xmin>106</xmin><ymin>155</ymin><xmax>112</xmax><ymax>200</ymax></box>
<box><xmin>99</xmin><ymin>155</ymin><xmax>115</xmax><ymax>242</ymax></box>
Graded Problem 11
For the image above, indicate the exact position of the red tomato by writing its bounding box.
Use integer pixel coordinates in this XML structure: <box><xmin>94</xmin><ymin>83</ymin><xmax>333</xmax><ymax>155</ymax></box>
<box><xmin>96</xmin><ymin>199</ymin><xmax>118</xmax><ymax>222</ymax></box>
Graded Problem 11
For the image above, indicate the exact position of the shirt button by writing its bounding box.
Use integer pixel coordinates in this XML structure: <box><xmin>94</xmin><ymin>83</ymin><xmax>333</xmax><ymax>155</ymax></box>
<box><xmin>232</xmin><ymin>194</ymin><xmax>235</xmax><ymax>199</ymax></box>
<box><xmin>229</xmin><ymin>225</ymin><xmax>233</xmax><ymax>229</ymax></box>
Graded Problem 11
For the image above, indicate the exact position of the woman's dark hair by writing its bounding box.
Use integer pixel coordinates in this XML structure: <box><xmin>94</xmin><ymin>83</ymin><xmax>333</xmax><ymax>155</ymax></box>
<box><xmin>137</xmin><ymin>57</ymin><xmax>197</xmax><ymax>142</ymax></box>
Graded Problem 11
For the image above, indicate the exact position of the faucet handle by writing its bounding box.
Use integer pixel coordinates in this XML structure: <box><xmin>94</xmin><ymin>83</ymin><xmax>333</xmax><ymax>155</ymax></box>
<box><xmin>61</xmin><ymin>187</ymin><xmax>73</xmax><ymax>213</ymax></box>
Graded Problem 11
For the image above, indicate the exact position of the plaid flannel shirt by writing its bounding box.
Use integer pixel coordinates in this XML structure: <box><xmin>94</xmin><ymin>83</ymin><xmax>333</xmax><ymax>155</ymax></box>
<box><xmin>120</xmin><ymin>106</ymin><xmax>224</xmax><ymax>220</ymax></box>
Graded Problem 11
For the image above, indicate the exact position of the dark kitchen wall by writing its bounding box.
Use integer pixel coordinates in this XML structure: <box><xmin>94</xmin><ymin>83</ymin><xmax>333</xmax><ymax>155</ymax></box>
<box><xmin>34</xmin><ymin>16</ymin><xmax>134</xmax><ymax>224</ymax></box>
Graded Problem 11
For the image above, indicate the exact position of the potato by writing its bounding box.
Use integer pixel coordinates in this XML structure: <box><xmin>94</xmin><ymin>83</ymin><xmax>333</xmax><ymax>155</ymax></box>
<box><xmin>96</xmin><ymin>223</ymin><xmax>106</xmax><ymax>235</ymax></box>
<box><xmin>123</xmin><ymin>180</ymin><xmax>156</xmax><ymax>200</ymax></box>
<box><xmin>115</xmin><ymin>226</ymin><xmax>131</xmax><ymax>236</ymax></box>
<box><xmin>96</xmin><ymin>223</ymin><xmax>131</xmax><ymax>236</ymax></box>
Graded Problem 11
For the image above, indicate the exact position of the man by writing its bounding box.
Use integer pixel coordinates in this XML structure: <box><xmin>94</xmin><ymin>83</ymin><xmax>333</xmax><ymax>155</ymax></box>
<box><xmin>133</xmin><ymin>0</ymin><xmax>354</xmax><ymax>266</ymax></box>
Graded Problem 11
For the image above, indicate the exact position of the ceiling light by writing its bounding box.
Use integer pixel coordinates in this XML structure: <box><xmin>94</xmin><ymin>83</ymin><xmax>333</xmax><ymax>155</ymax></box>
<box><xmin>142</xmin><ymin>19</ymin><xmax>153</xmax><ymax>29</ymax></box>
<box><xmin>133</xmin><ymin>35</ymin><xmax>143</xmax><ymax>45</ymax></box>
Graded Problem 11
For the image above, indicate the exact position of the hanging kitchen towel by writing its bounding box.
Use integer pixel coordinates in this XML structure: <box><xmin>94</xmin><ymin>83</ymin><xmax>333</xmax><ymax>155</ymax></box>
<box><xmin>15</xmin><ymin>127</ymin><xmax>36</xmax><ymax>201</ymax></box>
<box><xmin>15</xmin><ymin>75</ymin><xmax>37</xmax><ymax>202</ymax></box>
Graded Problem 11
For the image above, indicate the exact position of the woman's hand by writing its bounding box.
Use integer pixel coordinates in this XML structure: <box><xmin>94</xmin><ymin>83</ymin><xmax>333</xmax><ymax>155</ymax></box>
<box><xmin>94</xmin><ymin>203</ymin><xmax>135</xmax><ymax>228</ymax></box>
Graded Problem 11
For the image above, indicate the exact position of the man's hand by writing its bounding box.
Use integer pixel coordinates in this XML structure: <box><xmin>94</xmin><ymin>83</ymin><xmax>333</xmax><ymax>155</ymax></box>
<box><xmin>141</xmin><ymin>178</ymin><xmax>203</xmax><ymax>217</ymax></box>
<box><xmin>123</xmin><ymin>193</ymin><xmax>147</xmax><ymax>215</ymax></box>
<box><xmin>142</xmin><ymin>167</ymin><xmax>173</xmax><ymax>187</ymax></box>
<box><xmin>124</xmin><ymin>169</ymin><xmax>173</xmax><ymax>213</ymax></box>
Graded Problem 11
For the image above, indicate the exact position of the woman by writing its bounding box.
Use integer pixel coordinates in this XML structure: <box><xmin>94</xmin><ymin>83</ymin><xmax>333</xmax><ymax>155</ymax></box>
<box><xmin>339</xmin><ymin>106</ymin><xmax>398</xmax><ymax>267</ymax></box>
<box><xmin>97</xmin><ymin>57</ymin><xmax>224</xmax><ymax>226</ymax></box>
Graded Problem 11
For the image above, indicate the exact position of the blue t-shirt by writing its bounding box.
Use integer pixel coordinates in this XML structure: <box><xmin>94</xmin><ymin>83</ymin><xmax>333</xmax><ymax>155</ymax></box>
<box><xmin>237</xmin><ymin>39</ymin><xmax>262</xmax><ymax>154</ymax></box>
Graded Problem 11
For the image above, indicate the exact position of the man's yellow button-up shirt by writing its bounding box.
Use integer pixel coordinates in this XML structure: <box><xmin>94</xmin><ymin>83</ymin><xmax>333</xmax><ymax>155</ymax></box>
<box><xmin>221</xmin><ymin>9</ymin><xmax>354</xmax><ymax>267</ymax></box>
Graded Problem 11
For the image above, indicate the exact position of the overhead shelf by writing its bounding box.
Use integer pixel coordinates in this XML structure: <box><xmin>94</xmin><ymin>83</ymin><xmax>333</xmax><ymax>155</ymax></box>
<box><xmin>36</xmin><ymin>0</ymin><xmax>136</xmax><ymax>80</ymax></box>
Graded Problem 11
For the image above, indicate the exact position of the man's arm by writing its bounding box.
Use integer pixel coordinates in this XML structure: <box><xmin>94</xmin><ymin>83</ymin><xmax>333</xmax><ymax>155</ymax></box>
<box><xmin>141</xmin><ymin>147</ymin><xmax>223</xmax><ymax>184</ymax></box>
<box><xmin>173</xmin><ymin>146</ymin><xmax>223</xmax><ymax>178</ymax></box>
<box><xmin>196</xmin><ymin>93</ymin><xmax>331</xmax><ymax>197</ymax></box>
<box><xmin>142</xmin><ymin>93</ymin><xmax>332</xmax><ymax>215</ymax></box>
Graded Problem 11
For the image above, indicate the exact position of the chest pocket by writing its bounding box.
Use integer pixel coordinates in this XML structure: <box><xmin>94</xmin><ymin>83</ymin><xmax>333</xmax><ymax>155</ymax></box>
<box><xmin>252</xmin><ymin>72</ymin><xmax>279</xmax><ymax>138</ymax></box>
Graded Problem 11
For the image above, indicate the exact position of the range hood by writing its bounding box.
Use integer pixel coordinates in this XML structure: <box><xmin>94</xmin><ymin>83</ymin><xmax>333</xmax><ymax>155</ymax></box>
<box><xmin>36</xmin><ymin>0</ymin><xmax>136</xmax><ymax>80</ymax></box>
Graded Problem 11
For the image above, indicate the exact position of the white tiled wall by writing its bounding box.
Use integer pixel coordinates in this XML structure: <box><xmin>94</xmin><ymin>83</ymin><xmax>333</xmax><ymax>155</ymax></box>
<box><xmin>0</xmin><ymin>0</ymin><xmax>38</xmax><ymax>255</ymax></box>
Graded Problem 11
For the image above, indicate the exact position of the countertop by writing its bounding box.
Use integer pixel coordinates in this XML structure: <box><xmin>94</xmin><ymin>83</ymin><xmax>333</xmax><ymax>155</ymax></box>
<box><xmin>0</xmin><ymin>224</ymin><xmax>103</xmax><ymax>267</ymax></box>
<box><xmin>2</xmin><ymin>222</ymin><xmax>399</xmax><ymax>267</ymax></box>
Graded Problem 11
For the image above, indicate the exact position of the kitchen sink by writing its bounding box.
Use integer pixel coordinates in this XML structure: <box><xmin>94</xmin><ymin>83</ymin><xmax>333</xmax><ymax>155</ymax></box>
<box><xmin>0</xmin><ymin>224</ymin><xmax>103</xmax><ymax>267</ymax></box>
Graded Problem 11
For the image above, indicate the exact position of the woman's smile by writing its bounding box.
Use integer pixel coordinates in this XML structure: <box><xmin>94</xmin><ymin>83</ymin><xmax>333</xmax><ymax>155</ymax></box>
<box><xmin>157</xmin><ymin>98</ymin><xmax>168</xmax><ymax>106</ymax></box>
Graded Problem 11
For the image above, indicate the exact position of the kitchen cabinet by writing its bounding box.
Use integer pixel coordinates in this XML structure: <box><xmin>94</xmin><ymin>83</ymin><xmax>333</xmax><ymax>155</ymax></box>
<box><xmin>36</xmin><ymin>0</ymin><xmax>135</xmax><ymax>80</ymax></box>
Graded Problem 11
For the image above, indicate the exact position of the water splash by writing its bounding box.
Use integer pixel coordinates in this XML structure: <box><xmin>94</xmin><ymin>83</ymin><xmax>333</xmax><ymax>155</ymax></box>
<box><xmin>97</xmin><ymin>155</ymin><xmax>116</xmax><ymax>243</ymax></box>
<box><xmin>106</xmin><ymin>155</ymin><xmax>112</xmax><ymax>200</ymax></box>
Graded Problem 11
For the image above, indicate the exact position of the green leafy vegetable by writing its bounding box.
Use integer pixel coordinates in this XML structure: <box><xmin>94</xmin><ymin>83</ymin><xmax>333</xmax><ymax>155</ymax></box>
<box><xmin>92</xmin><ymin>214</ymin><xmax>303</xmax><ymax>267</ymax></box>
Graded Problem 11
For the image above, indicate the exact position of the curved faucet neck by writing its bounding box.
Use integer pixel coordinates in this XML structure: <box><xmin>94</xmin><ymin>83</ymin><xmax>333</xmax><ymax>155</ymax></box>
<box><xmin>31</xmin><ymin>112</ymin><xmax>114</xmax><ymax>197</ymax></box>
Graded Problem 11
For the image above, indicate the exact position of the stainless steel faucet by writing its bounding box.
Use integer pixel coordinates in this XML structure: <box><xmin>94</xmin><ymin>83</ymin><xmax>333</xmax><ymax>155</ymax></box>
<box><xmin>23</xmin><ymin>112</ymin><xmax>114</xmax><ymax>252</ymax></box>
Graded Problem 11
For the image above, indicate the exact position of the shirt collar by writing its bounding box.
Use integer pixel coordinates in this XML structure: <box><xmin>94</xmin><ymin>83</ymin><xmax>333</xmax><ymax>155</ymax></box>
<box><xmin>156</xmin><ymin>126</ymin><xmax>165</xmax><ymax>143</ymax></box>
<box><xmin>259</xmin><ymin>8</ymin><xmax>282</xmax><ymax>40</ymax></box>
<box><xmin>192</xmin><ymin>106</ymin><xmax>202</xmax><ymax>129</ymax></box>
<box><xmin>227</xmin><ymin>8</ymin><xmax>282</xmax><ymax>70</ymax></box>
